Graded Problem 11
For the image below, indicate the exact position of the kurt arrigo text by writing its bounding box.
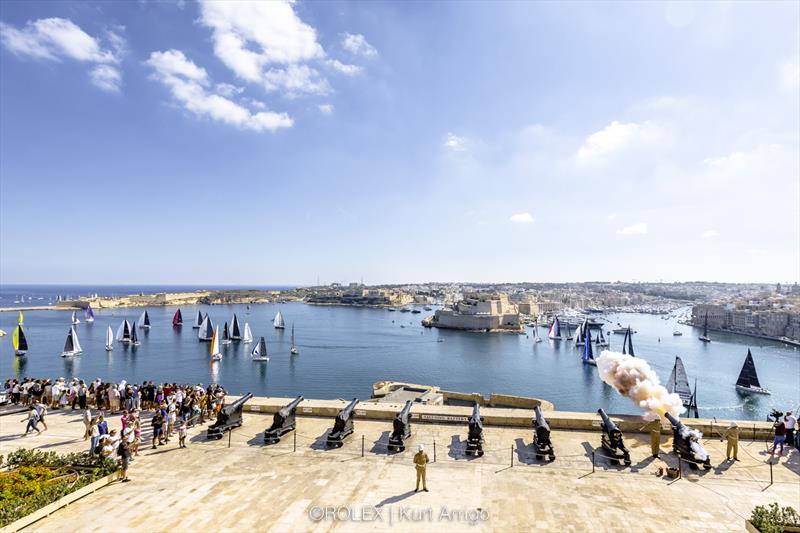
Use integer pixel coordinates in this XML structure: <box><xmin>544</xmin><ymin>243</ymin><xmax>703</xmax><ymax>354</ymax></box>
<box><xmin>307</xmin><ymin>505</ymin><xmax>490</xmax><ymax>525</ymax></box>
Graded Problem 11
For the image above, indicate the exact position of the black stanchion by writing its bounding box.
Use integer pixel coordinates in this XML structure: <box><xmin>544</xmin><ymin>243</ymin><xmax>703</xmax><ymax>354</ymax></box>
<box><xmin>293</xmin><ymin>431</ymin><xmax>296</xmax><ymax>452</ymax></box>
<box><xmin>678</xmin><ymin>456</ymin><xmax>682</xmax><ymax>479</ymax></box>
<box><xmin>433</xmin><ymin>441</ymin><xmax>436</xmax><ymax>463</ymax></box>
<box><xmin>591</xmin><ymin>450</ymin><xmax>595</xmax><ymax>473</ymax></box>
<box><xmin>769</xmin><ymin>460</ymin><xmax>773</xmax><ymax>486</ymax></box>
<box><xmin>361</xmin><ymin>435</ymin><xmax>365</xmax><ymax>457</ymax></box>
<box><xmin>228</xmin><ymin>428</ymin><xmax>232</xmax><ymax>449</ymax></box>
<box><xmin>511</xmin><ymin>445</ymin><xmax>514</xmax><ymax>467</ymax></box>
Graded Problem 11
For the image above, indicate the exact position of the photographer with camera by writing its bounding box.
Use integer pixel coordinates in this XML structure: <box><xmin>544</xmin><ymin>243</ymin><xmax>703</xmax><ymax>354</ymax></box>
<box><xmin>769</xmin><ymin>410</ymin><xmax>786</xmax><ymax>458</ymax></box>
<box><xmin>785</xmin><ymin>411</ymin><xmax>797</xmax><ymax>450</ymax></box>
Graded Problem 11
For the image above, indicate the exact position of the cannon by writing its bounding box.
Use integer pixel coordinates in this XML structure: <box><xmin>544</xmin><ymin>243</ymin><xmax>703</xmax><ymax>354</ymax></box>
<box><xmin>207</xmin><ymin>393</ymin><xmax>252</xmax><ymax>440</ymax></box>
<box><xmin>465</xmin><ymin>403</ymin><xmax>484</xmax><ymax>457</ymax></box>
<box><xmin>387</xmin><ymin>400</ymin><xmax>413</xmax><ymax>452</ymax></box>
<box><xmin>532</xmin><ymin>405</ymin><xmax>555</xmax><ymax>461</ymax></box>
<box><xmin>597</xmin><ymin>408</ymin><xmax>631</xmax><ymax>466</ymax></box>
<box><xmin>264</xmin><ymin>396</ymin><xmax>304</xmax><ymax>444</ymax></box>
<box><xmin>664</xmin><ymin>413</ymin><xmax>711</xmax><ymax>470</ymax></box>
<box><xmin>327</xmin><ymin>398</ymin><xmax>359</xmax><ymax>448</ymax></box>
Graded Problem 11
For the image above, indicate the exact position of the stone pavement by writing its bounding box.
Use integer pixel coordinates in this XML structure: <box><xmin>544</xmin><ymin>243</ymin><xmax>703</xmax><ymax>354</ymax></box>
<box><xmin>1</xmin><ymin>408</ymin><xmax>798</xmax><ymax>532</ymax></box>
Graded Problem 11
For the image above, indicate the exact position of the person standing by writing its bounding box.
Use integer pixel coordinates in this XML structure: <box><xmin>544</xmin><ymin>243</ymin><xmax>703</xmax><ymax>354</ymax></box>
<box><xmin>784</xmin><ymin>412</ymin><xmax>796</xmax><ymax>450</ymax></box>
<box><xmin>89</xmin><ymin>418</ymin><xmax>100</xmax><ymax>454</ymax></box>
<box><xmin>22</xmin><ymin>406</ymin><xmax>41</xmax><ymax>435</ymax></box>
<box><xmin>82</xmin><ymin>407</ymin><xmax>93</xmax><ymax>440</ymax></box>
<box><xmin>640</xmin><ymin>419</ymin><xmax>662</xmax><ymax>458</ymax></box>
<box><xmin>178</xmin><ymin>419</ymin><xmax>187</xmax><ymax>448</ymax></box>
<box><xmin>769</xmin><ymin>418</ymin><xmax>786</xmax><ymax>457</ymax></box>
<box><xmin>722</xmin><ymin>422</ymin><xmax>740</xmax><ymax>461</ymax></box>
<box><xmin>33</xmin><ymin>400</ymin><xmax>48</xmax><ymax>431</ymax></box>
<box><xmin>118</xmin><ymin>437</ymin><xmax>131</xmax><ymax>482</ymax></box>
<box><xmin>151</xmin><ymin>410</ymin><xmax>164</xmax><ymax>449</ymax></box>
<box><xmin>413</xmin><ymin>444</ymin><xmax>429</xmax><ymax>492</ymax></box>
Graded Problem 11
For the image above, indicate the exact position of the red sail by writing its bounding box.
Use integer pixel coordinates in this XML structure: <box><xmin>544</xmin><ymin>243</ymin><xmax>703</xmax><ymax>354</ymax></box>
<box><xmin>173</xmin><ymin>309</ymin><xmax>183</xmax><ymax>326</ymax></box>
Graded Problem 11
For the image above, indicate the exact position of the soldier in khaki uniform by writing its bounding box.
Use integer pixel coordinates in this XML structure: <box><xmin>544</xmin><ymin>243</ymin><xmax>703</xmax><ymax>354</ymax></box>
<box><xmin>640</xmin><ymin>419</ymin><xmax>662</xmax><ymax>458</ymax></box>
<box><xmin>413</xmin><ymin>444</ymin><xmax>429</xmax><ymax>492</ymax></box>
<box><xmin>722</xmin><ymin>421</ymin><xmax>740</xmax><ymax>461</ymax></box>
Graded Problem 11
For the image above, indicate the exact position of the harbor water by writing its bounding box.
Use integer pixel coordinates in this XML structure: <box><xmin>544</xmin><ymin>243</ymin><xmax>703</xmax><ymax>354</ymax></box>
<box><xmin>1</xmin><ymin>289</ymin><xmax>798</xmax><ymax>421</ymax></box>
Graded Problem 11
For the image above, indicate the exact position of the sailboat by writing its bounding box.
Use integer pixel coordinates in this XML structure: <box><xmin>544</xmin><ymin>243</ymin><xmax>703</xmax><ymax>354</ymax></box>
<box><xmin>71</xmin><ymin>311</ymin><xmax>80</xmax><ymax>325</ymax></box>
<box><xmin>230</xmin><ymin>314</ymin><xmax>241</xmax><ymax>341</ymax></box>
<box><xmin>210</xmin><ymin>326</ymin><xmax>222</xmax><ymax>361</ymax></box>
<box><xmin>251</xmin><ymin>336</ymin><xmax>269</xmax><ymax>361</ymax></box>
<box><xmin>699</xmin><ymin>312</ymin><xmax>711</xmax><ymax>342</ymax></box>
<box><xmin>116</xmin><ymin>320</ymin><xmax>132</xmax><ymax>344</ymax></box>
<box><xmin>574</xmin><ymin>319</ymin><xmax>586</xmax><ymax>348</ymax></box>
<box><xmin>18</xmin><ymin>311</ymin><xmax>23</xmax><ymax>325</ymax></box>
<box><xmin>666</xmin><ymin>356</ymin><xmax>697</xmax><ymax>410</ymax></box>
<box><xmin>735</xmin><ymin>349</ymin><xmax>770</xmax><ymax>394</ymax></box>
<box><xmin>130</xmin><ymin>321</ymin><xmax>141</xmax><ymax>347</ymax></box>
<box><xmin>193</xmin><ymin>311</ymin><xmax>204</xmax><ymax>329</ymax></box>
<box><xmin>582</xmin><ymin>327</ymin><xmax>596</xmax><ymax>365</ymax></box>
<box><xmin>173</xmin><ymin>309</ymin><xmax>183</xmax><ymax>327</ymax></box>
<box><xmin>198</xmin><ymin>315</ymin><xmax>214</xmax><ymax>341</ymax></box>
<box><xmin>84</xmin><ymin>305</ymin><xmax>95</xmax><ymax>323</ymax></box>
<box><xmin>105</xmin><ymin>326</ymin><xmax>114</xmax><ymax>351</ymax></box>
<box><xmin>621</xmin><ymin>326</ymin><xmax>635</xmax><ymax>357</ymax></box>
<box><xmin>290</xmin><ymin>323</ymin><xmax>299</xmax><ymax>355</ymax></box>
<box><xmin>243</xmin><ymin>323</ymin><xmax>253</xmax><ymax>344</ymax></box>
<box><xmin>273</xmin><ymin>311</ymin><xmax>285</xmax><ymax>329</ymax></box>
<box><xmin>221</xmin><ymin>322</ymin><xmax>232</xmax><ymax>345</ymax></box>
<box><xmin>532</xmin><ymin>324</ymin><xmax>542</xmax><ymax>343</ymax></box>
<box><xmin>597</xmin><ymin>328</ymin><xmax>609</xmax><ymax>347</ymax></box>
<box><xmin>60</xmin><ymin>326</ymin><xmax>83</xmax><ymax>357</ymax></box>
<box><xmin>672</xmin><ymin>325</ymin><xmax>683</xmax><ymax>336</ymax></box>
<box><xmin>548</xmin><ymin>317</ymin><xmax>561</xmax><ymax>340</ymax></box>
<box><xmin>138</xmin><ymin>310</ymin><xmax>151</xmax><ymax>330</ymax></box>
<box><xmin>12</xmin><ymin>323</ymin><xmax>28</xmax><ymax>356</ymax></box>
<box><xmin>563</xmin><ymin>323</ymin><xmax>573</xmax><ymax>340</ymax></box>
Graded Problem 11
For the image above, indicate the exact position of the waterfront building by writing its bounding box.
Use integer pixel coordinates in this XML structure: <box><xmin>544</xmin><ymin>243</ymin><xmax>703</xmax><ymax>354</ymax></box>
<box><xmin>426</xmin><ymin>293</ymin><xmax>523</xmax><ymax>332</ymax></box>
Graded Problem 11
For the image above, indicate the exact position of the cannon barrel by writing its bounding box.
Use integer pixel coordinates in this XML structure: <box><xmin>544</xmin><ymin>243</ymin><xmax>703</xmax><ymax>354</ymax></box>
<box><xmin>338</xmin><ymin>398</ymin><xmax>359</xmax><ymax>421</ymax></box>
<box><xmin>396</xmin><ymin>400</ymin><xmax>413</xmax><ymax>422</ymax></box>
<box><xmin>227</xmin><ymin>393</ymin><xmax>253</xmax><ymax>411</ymax></box>
<box><xmin>597</xmin><ymin>408</ymin><xmax>620</xmax><ymax>434</ymax></box>
<box><xmin>388</xmin><ymin>401</ymin><xmax>413</xmax><ymax>452</ymax></box>
<box><xmin>264</xmin><ymin>395</ymin><xmax>303</xmax><ymax>444</ymax></box>
<box><xmin>469</xmin><ymin>403</ymin><xmax>483</xmax><ymax>428</ymax></box>
<box><xmin>278</xmin><ymin>395</ymin><xmax>304</xmax><ymax>419</ymax></box>
<box><xmin>534</xmin><ymin>405</ymin><xmax>550</xmax><ymax>432</ymax></box>
<box><xmin>664</xmin><ymin>412</ymin><xmax>682</xmax><ymax>429</ymax></box>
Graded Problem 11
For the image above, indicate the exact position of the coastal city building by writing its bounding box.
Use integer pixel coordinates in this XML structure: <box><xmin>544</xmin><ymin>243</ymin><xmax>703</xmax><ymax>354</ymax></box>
<box><xmin>692</xmin><ymin>296</ymin><xmax>800</xmax><ymax>343</ymax></box>
<box><xmin>424</xmin><ymin>292</ymin><xmax>523</xmax><ymax>332</ymax></box>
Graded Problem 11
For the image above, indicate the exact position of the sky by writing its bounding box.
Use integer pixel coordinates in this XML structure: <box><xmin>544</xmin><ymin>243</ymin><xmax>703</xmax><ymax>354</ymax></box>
<box><xmin>0</xmin><ymin>1</ymin><xmax>798</xmax><ymax>286</ymax></box>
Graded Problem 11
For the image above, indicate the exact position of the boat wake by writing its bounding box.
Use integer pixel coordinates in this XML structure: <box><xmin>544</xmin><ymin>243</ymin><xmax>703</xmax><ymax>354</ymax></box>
<box><xmin>697</xmin><ymin>403</ymin><xmax>745</xmax><ymax>411</ymax></box>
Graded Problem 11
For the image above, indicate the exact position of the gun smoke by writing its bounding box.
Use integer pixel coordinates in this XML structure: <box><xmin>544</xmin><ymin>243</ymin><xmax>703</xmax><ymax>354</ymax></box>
<box><xmin>596</xmin><ymin>350</ymin><xmax>684</xmax><ymax>421</ymax></box>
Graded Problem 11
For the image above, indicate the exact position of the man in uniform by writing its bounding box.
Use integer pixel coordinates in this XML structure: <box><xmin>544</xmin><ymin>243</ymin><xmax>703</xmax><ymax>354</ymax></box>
<box><xmin>413</xmin><ymin>444</ymin><xmax>429</xmax><ymax>492</ymax></box>
<box><xmin>640</xmin><ymin>419</ymin><xmax>661</xmax><ymax>458</ymax></box>
<box><xmin>722</xmin><ymin>421</ymin><xmax>740</xmax><ymax>461</ymax></box>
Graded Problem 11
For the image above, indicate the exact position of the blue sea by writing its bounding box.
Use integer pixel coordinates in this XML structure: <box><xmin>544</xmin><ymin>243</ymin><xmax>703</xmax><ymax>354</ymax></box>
<box><xmin>1</xmin><ymin>285</ymin><xmax>798</xmax><ymax>421</ymax></box>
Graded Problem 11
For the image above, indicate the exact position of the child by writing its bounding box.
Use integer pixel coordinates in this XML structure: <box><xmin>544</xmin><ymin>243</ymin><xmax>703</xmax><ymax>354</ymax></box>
<box><xmin>178</xmin><ymin>420</ymin><xmax>188</xmax><ymax>448</ymax></box>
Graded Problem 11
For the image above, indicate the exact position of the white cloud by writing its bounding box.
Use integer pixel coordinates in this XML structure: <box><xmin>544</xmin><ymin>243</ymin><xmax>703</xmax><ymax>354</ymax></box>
<box><xmin>318</xmin><ymin>104</ymin><xmax>334</xmax><ymax>116</ymax></box>
<box><xmin>263</xmin><ymin>64</ymin><xmax>330</xmax><ymax>96</ymax></box>
<box><xmin>510</xmin><ymin>212</ymin><xmax>534</xmax><ymax>224</ymax></box>
<box><xmin>700</xmin><ymin>229</ymin><xmax>719</xmax><ymax>239</ymax></box>
<box><xmin>779</xmin><ymin>58</ymin><xmax>800</xmax><ymax>91</ymax></box>
<box><xmin>616</xmin><ymin>223</ymin><xmax>648</xmax><ymax>235</ymax></box>
<box><xmin>443</xmin><ymin>132</ymin><xmax>466</xmax><ymax>152</ymax></box>
<box><xmin>746</xmin><ymin>248</ymin><xmax>768</xmax><ymax>255</ymax></box>
<box><xmin>607</xmin><ymin>212</ymin><xmax>618</xmax><ymax>220</ymax></box>
<box><xmin>341</xmin><ymin>33</ymin><xmax>377</xmax><ymax>57</ymax></box>
<box><xmin>576</xmin><ymin>121</ymin><xmax>641</xmax><ymax>164</ymax></box>
<box><xmin>145</xmin><ymin>49</ymin><xmax>292</xmax><ymax>133</ymax></box>
<box><xmin>0</xmin><ymin>17</ymin><xmax>123</xmax><ymax>91</ymax></box>
<box><xmin>702</xmin><ymin>144</ymin><xmax>785</xmax><ymax>180</ymax></box>
<box><xmin>215</xmin><ymin>83</ymin><xmax>243</xmax><ymax>97</ymax></box>
<box><xmin>326</xmin><ymin>58</ymin><xmax>362</xmax><ymax>76</ymax></box>
<box><xmin>89</xmin><ymin>64</ymin><xmax>122</xmax><ymax>92</ymax></box>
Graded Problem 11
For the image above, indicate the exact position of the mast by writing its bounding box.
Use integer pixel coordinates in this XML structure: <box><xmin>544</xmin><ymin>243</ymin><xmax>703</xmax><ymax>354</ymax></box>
<box><xmin>621</xmin><ymin>328</ymin><xmax>629</xmax><ymax>355</ymax></box>
<box><xmin>582</xmin><ymin>327</ymin><xmax>593</xmax><ymax>362</ymax></box>
<box><xmin>736</xmin><ymin>349</ymin><xmax>762</xmax><ymax>388</ymax></box>
<box><xmin>626</xmin><ymin>327</ymin><xmax>635</xmax><ymax>357</ymax></box>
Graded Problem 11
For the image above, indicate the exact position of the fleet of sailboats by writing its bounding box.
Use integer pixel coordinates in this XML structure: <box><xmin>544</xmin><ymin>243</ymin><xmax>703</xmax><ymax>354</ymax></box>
<box><xmin>60</xmin><ymin>326</ymin><xmax>83</xmax><ymax>357</ymax></box>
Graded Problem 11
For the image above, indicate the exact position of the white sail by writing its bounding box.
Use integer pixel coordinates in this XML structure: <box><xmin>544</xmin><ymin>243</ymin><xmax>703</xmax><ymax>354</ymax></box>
<box><xmin>116</xmin><ymin>320</ymin><xmax>125</xmax><ymax>341</ymax></box>
<box><xmin>105</xmin><ymin>326</ymin><xmax>114</xmax><ymax>350</ymax></box>
<box><xmin>210</xmin><ymin>326</ymin><xmax>221</xmax><ymax>360</ymax></box>
<box><xmin>273</xmin><ymin>312</ymin><xmax>285</xmax><ymax>329</ymax></box>
<box><xmin>138</xmin><ymin>311</ymin><xmax>147</xmax><ymax>327</ymax></box>
<box><xmin>243</xmin><ymin>323</ymin><xmax>253</xmax><ymax>343</ymax></box>
<box><xmin>71</xmin><ymin>326</ymin><xmax>83</xmax><ymax>353</ymax></box>
<box><xmin>251</xmin><ymin>337</ymin><xmax>269</xmax><ymax>361</ymax></box>
<box><xmin>71</xmin><ymin>311</ymin><xmax>80</xmax><ymax>324</ymax></box>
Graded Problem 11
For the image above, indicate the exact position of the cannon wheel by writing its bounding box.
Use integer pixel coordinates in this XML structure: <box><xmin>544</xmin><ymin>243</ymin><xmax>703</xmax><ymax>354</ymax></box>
<box><xmin>548</xmin><ymin>454</ymin><xmax>555</xmax><ymax>461</ymax></box>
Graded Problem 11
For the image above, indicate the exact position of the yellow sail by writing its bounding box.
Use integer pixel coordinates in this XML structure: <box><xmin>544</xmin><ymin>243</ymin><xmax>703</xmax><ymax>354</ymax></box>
<box><xmin>12</xmin><ymin>326</ymin><xmax>20</xmax><ymax>351</ymax></box>
<box><xmin>18</xmin><ymin>311</ymin><xmax>23</xmax><ymax>325</ymax></box>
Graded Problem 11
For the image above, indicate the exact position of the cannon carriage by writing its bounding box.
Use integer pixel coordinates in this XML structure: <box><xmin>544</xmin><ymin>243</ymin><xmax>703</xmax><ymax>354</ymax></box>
<box><xmin>465</xmin><ymin>403</ymin><xmax>484</xmax><ymax>457</ymax></box>
<box><xmin>665</xmin><ymin>413</ymin><xmax>711</xmax><ymax>470</ymax></box>
<box><xmin>207</xmin><ymin>393</ymin><xmax>253</xmax><ymax>440</ymax></box>
<box><xmin>532</xmin><ymin>405</ymin><xmax>555</xmax><ymax>461</ymax></box>
<box><xmin>387</xmin><ymin>400</ymin><xmax>413</xmax><ymax>453</ymax></box>
<box><xmin>327</xmin><ymin>398</ymin><xmax>359</xmax><ymax>448</ymax></box>
<box><xmin>264</xmin><ymin>396</ymin><xmax>304</xmax><ymax>444</ymax></box>
<box><xmin>597</xmin><ymin>408</ymin><xmax>631</xmax><ymax>466</ymax></box>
